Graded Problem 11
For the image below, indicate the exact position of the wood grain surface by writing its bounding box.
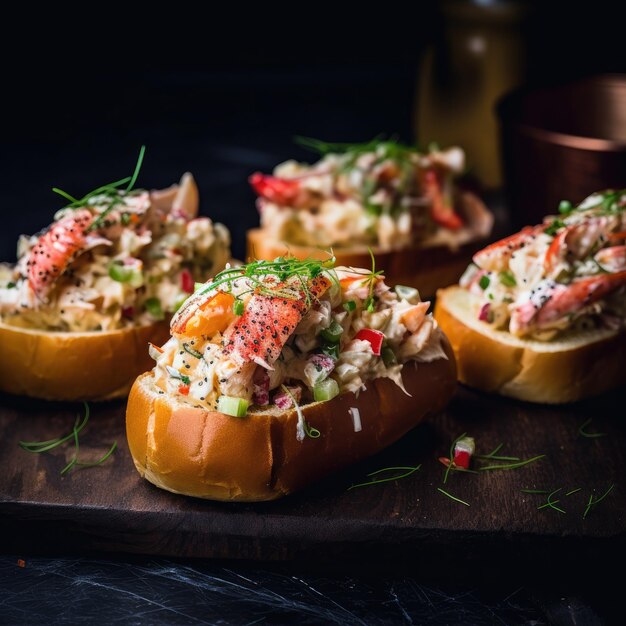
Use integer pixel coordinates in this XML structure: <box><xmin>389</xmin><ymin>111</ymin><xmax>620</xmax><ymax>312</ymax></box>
<box><xmin>0</xmin><ymin>386</ymin><xmax>624</xmax><ymax>579</ymax></box>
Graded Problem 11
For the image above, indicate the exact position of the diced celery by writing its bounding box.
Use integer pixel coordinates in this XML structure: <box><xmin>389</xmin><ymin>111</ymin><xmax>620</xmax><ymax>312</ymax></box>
<box><xmin>319</xmin><ymin>320</ymin><xmax>343</xmax><ymax>343</ymax></box>
<box><xmin>313</xmin><ymin>378</ymin><xmax>340</xmax><ymax>402</ymax></box>
<box><xmin>217</xmin><ymin>395</ymin><xmax>249</xmax><ymax>417</ymax></box>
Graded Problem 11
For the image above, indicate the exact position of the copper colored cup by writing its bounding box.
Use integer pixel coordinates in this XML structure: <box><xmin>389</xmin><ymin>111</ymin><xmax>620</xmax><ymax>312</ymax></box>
<box><xmin>498</xmin><ymin>74</ymin><xmax>626</xmax><ymax>227</ymax></box>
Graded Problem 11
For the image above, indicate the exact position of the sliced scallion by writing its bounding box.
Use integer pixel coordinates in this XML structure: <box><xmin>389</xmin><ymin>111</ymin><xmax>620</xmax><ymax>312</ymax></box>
<box><xmin>319</xmin><ymin>320</ymin><xmax>343</xmax><ymax>343</ymax></box>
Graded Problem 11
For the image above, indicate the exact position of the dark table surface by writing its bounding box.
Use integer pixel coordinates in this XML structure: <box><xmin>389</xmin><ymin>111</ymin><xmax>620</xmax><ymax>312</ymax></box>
<box><xmin>1</xmin><ymin>553</ymin><xmax>620</xmax><ymax>625</ymax></box>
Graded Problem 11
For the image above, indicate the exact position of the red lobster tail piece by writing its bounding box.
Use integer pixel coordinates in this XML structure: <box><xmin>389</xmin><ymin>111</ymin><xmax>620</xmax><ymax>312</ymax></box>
<box><xmin>221</xmin><ymin>275</ymin><xmax>332</xmax><ymax>367</ymax></box>
<box><xmin>26</xmin><ymin>210</ymin><xmax>95</xmax><ymax>298</ymax></box>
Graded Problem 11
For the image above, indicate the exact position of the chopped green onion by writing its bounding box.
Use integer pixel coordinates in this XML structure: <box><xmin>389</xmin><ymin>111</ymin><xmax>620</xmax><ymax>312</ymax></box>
<box><xmin>499</xmin><ymin>270</ymin><xmax>517</xmax><ymax>287</ymax></box>
<box><xmin>381</xmin><ymin>345</ymin><xmax>397</xmax><ymax>367</ymax></box>
<box><xmin>121</xmin><ymin>213</ymin><xmax>131</xmax><ymax>225</ymax></box>
<box><xmin>217</xmin><ymin>395</ymin><xmax>249</xmax><ymax>417</ymax></box>
<box><xmin>313</xmin><ymin>378</ymin><xmax>340</xmax><ymax>402</ymax></box>
<box><xmin>320</xmin><ymin>320</ymin><xmax>343</xmax><ymax>343</ymax></box>
<box><xmin>558</xmin><ymin>200</ymin><xmax>573</xmax><ymax>214</ymax></box>
<box><xmin>545</xmin><ymin>219</ymin><xmax>565</xmax><ymax>236</ymax></box>
<box><xmin>394</xmin><ymin>285</ymin><xmax>420</xmax><ymax>303</ymax></box>
<box><xmin>144</xmin><ymin>297</ymin><xmax>164</xmax><ymax>320</ymax></box>
<box><xmin>320</xmin><ymin>342</ymin><xmax>340</xmax><ymax>359</ymax></box>
<box><xmin>364</xmin><ymin>296</ymin><xmax>375</xmax><ymax>313</ymax></box>
<box><xmin>233</xmin><ymin>299</ymin><xmax>245</xmax><ymax>316</ymax></box>
<box><xmin>479</xmin><ymin>275</ymin><xmax>490</xmax><ymax>290</ymax></box>
<box><xmin>6</xmin><ymin>282</ymin><xmax>16</xmax><ymax>289</ymax></box>
<box><xmin>343</xmin><ymin>300</ymin><xmax>356</xmax><ymax>312</ymax></box>
<box><xmin>108</xmin><ymin>261</ymin><xmax>134</xmax><ymax>282</ymax></box>
<box><xmin>183</xmin><ymin>343</ymin><xmax>203</xmax><ymax>359</ymax></box>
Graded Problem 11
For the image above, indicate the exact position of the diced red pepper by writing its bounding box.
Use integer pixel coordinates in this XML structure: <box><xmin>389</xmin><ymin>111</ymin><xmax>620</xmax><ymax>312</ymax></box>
<box><xmin>354</xmin><ymin>328</ymin><xmax>385</xmax><ymax>356</ymax></box>
<box><xmin>453</xmin><ymin>436</ymin><xmax>475</xmax><ymax>469</ymax></box>
<box><xmin>180</xmin><ymin>268</ymin><xmax>195</xmax><ymax>294</ymax></box>
<box><xmin>422</xmin><ymin>169</ymin><xmax>464</xmax><ymax>231</ymax></box>
<box><xmin>478</xmin><ymin>303</ymin><xmax>491</xmax><ymax>322</ymax></box>
<box><xmin>249</xmin><ymin>172</ymin><xmax>301</xmax><ymax>205</ymax></box>
<box><xmin>178</xmin><ymin>384</ymin><xmax>190</xmax><ymax>396</ymax></box>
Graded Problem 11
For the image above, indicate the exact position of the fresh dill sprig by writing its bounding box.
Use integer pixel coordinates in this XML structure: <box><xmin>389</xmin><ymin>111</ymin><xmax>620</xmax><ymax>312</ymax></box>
<box><xmin>18</xmin><ymin>403</ymin><xmax>116</xmax><ymax>475</ymax></box>
<box><xmin>583</xmin><ymin>484</ymin><xmax>616</xmax><ymax>519</ymax></box>
<box><xmin>348</xmin><ymin>465</ymin><xmax>421</xmax><ymax>490</ymax></box>
<box><xmin>295</xmin><ymin>135</ymin><xmax>417</xmax><ymax>157</ymax></box>
<box><xmin>521</xmin><ymin>488</ymin><xmax>551</xmax><ymax>494</ymax></box>
<box><xmin>578</xmin><ymin>418</ymin><xmax>607</xmax><ymax>439</ymax></box>
<box><xmin>199</xmin><ymin>255</ymin><xmax>338</xmax><ymax>306</ymax></box>
<box><xmin>475</xmin><ymin>443</ymin><xmax>520</xmax><ymax>462</ymax></box>
<box><xmin>437</xmin><ymin>487</ymin><xmax>470</xmax><ymax>507</ymax></box>
<box><xmin>51</xmin><ymin>146</ymin><xmax>146</xmax><ymax>233</ymax></box>
<box><xmin>537</xmin><ymin>488</ymin><xmax>566</xmax><ymax>514</ymax></box>
<box><xmin>361</xmin><ymin>248</ymin><xmax>384</xmax><ymax>312</ymax></box>
<box><xmin>478</xmin><ymin>455</ymin><xmax>545</xmax><ymax>472</ymax></box>
<box><xmin>565</xmin><ymin>487</ymin><xmax>582</xmax><ymax>496</ymax></box>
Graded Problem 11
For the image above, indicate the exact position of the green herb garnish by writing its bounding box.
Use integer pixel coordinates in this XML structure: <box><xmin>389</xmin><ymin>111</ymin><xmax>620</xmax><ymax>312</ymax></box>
<box><xmin>52</xmin><ymin>146</ymin><xmax>146</xmax><ymax>233</ymax></box>
<box><xmin>537</xmin><ymin>488</ymin><xmax>566</xmax><ymax>514</ymax></box>
<box><xmin>583</xmin><ymin>484</ymin><xmax>615</xmax><ymax>519</ymax></box>
<box><xmin>437</xmin><ymin>487</ymin><xmax>470</xmax><ymax>507</ymax></box>
<box><xmin>343</xmin><ymin>300</ymin><xmax>356</xmax><ymax>312</ymax></box>
<box><xmin>545</xmin><ymin>219</ymin><xmax>565</xmax><ymax>236</ymax></box>
<box><xmin>19</xmin><ymin>403</ymin><xmax>116</xmax><ymax>475</ymax></box>
<box><xmin>442</xmin><ymin>432</ymin><xmax>467</xmax><ymax>484</ymax></box>
<box><xmin>478</xmin><ymin>455</ymin><xmax>545</xmax><ymax>472</ymax></box>
<box><xmin>479</xmin><ymin>275</ymin><xmax>490</xmax><ymax>290</ymax></box>
<box><xmin>578</xmin><ymin>418</ymin><xmax>607</xmax><ymax>438</ymax></box>
<box><xmin>232</xmin><ymin>299</ymin><xmax>245</xmax><ymax>316</ymax></box>
<box><xmin>183</xmin><ymin>343</ymin><xmax>203</xmax><ymax>360</ymax></box>
<box><xmin>6</xmin><ymin>282</ymin><xmax>16</xmax><ymax>289</ymax></box>
<box><xmin>348</xmin><ymin>465</ymin><xmax>421</xmax><ymax>490</ymax></box>
<box><xmin>197</xmin><ymin>255</ymin><xmax>337</xmax><ymax>307</ymax></box>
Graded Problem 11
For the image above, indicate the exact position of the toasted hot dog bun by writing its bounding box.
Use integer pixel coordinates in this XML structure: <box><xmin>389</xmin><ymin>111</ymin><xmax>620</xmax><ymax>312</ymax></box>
<box><xmin>247</xmin><ymin>192</ymin><xmax>492</xmax><ymax>296</ymax></box>
<box><xmin>126</xmin><ymin>339</ymin><xmax>456</xmax><ymax>501</ymax></box>
<box><xmin>434</xmin><ymin>285</ymin><xmax>626</xmax><ymax>403</ymax></box>
<box><xmin>0</xmin><ymin>320</ymin><xmax>170</xmax><ymax>401</ymax></box>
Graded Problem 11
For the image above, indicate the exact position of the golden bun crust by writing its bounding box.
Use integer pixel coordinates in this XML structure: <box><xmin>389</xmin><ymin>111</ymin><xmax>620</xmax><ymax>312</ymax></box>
<box><xmin>0</xmin><ymin>320</ymin><xmax>170</xmax><ymax>401</ymax></box>
<box><xmin>247</xmin><ymin>192</ymin><xmax>491</xmax><ymax>296</ymax></box>
<box><xmin>434</xmin><ymin>285</ymin><xmax>626</xmax><ymax>403</ymax></box>
<box><xmin>126</xmin><ymin>340</ymin><xmax>457</xmax><ymax>501</ymax></box>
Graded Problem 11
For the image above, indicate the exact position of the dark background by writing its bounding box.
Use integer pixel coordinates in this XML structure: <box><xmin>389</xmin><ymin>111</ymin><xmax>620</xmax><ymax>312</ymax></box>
<box><xmin>1</xmin><ymin>1</ymin><xmax>625</xmax><ymax>262</ymax></box>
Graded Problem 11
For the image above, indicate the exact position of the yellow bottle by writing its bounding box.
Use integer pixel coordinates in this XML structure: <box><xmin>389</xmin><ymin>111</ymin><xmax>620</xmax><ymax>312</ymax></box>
<box><xmin>416</xmin><ymin>0</ymin><xmax>528</xmax><ymax>189</ymax></box>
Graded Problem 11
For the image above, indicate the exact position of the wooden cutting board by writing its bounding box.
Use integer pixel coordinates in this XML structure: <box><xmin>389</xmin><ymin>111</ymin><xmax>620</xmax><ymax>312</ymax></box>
<box><xmin>0</xmin><ymin>386</ymin><xmax>623</xmax><ymax>578</ymax></box>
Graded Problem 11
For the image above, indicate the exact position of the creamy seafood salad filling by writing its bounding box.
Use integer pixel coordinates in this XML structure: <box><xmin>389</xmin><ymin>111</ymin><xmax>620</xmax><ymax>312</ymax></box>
<box><xmin>250</xmin><ymin>138</ymin><xmax>492</xmax><ymax>251</ymax></box>
<box><xmin>0</xmin><ymin>172</ymin><xmax>230</xmax><ymax>332</ymax></box>
<box><xmin>151</xmin><ymin>257</ymin><xmax>447</xmax><ymax>438</ymax></box>
<box><xmin>461</xmin><ymin>189</ymin><xmax>626</xmax><ymax>340</ymax></box>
